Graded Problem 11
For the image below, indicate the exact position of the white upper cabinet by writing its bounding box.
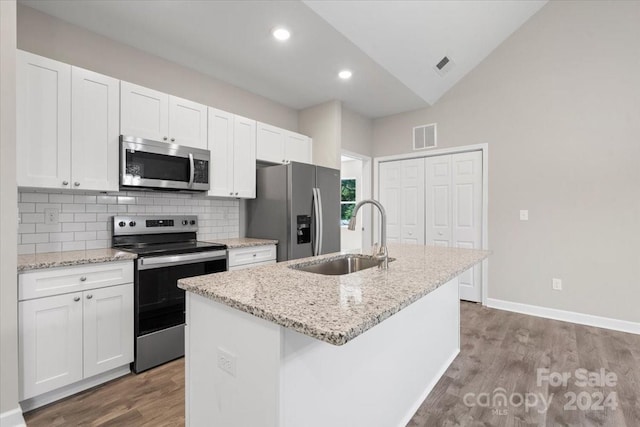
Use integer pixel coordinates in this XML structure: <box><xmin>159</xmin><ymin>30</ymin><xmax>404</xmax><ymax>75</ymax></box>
<box><xmin>71</xmin><ymin>67</ymin><xmax>120</xmax><ymax>192</ymax></box>
<box><xmin>256</xmin><ymin>122</ymin><xmax>312</xmax><ymax>165</ymax></box>
<box><xmin>233</xmin><ymin>115</ymin><xmax>257</xmax><ymax>198</ymax></box>
<box><xmin>208</xmin><ymin>108</ymin><xmax>256</xmax><ymax>198</ymax></box>
<box><xmin>17</xmin><ymin>51</ymin><xmax>119</xmax><ymax>192</ymax></box>
<box><xmin>120</xmin><ymin>81</ymin><xmax>169</xmax><ymax>142</ymax></box>
<box><xmin>168</xmin><ymin>96</ymin><xmax>208</xmax><ymax>150</ymax></box>
<box><xmin>17</xmin><ymin>51</ymin><xmax>72</xmax><ymax>189</ymax></box>
<box><xmin>120</xmin><ymin>81</ymin><xmax>207</xmax><ymax>149</ymax></box>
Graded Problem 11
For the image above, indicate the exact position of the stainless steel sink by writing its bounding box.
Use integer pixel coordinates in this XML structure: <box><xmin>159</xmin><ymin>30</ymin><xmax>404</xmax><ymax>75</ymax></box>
<box><xmin>290</xmin><ymin>254</ymin><xmax>386</xmax><ymax>276</ymax></box>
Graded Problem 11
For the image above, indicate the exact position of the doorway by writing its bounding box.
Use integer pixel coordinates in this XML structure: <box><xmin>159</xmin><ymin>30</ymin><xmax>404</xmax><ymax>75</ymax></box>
<box><xmin>340</xmin><ymin>150</ymin><xmax>372</xmax><ymax>251</ymax></box>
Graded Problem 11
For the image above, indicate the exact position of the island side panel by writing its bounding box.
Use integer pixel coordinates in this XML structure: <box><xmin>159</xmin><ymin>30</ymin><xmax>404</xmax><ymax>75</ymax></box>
<box><xmin>185</xmin><ymin>292</ymin><xmax>282</xmax><ymax>427</ymax></box>
<box><xmin>280</xmin><ymin>279</ymin><xmax>460</xmax><ymax>427</ymax></box>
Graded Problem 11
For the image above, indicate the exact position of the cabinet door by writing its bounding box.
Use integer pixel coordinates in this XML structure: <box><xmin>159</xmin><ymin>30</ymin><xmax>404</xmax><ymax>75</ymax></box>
<box><xmin>71</xmin><ymin>67</ymin><xmax>120</xmax><ymax>192</ymax></box>
<box><xmin>83</xmin><ymin>284</ymin><xmax>134</xmax><ymax>378</ymax></box>
<box><xmin>256</xmin><ymin>122</ymin><xmax>285</xmax><ymax>164</ymax></box>
<box><xmin>168</xmin><ymin>96</ymin><xmax>208</xmax><ymax>149</ymax></box>
<box><xmin>208</xmin><ymin>108</ymin><xmax>234</xmax><ymax>197</ymax></box>
<box><xmin>284</xmin><ymin>131</ymin><xmax>312</xmax><ymax>164</ymax></box>
<box><xmin>233</xmin><ymin>116</ymin><xmax>257</xmax><ymax>198</ymax></box>
<box><xmin>17</xmin><ymin>50</ymin><xmax>71</xmax><ymax>189</ymax></box>
<box><xmin>425</xmin><ymin>155</ymin><xmax>453</xmax><ymax>247</ymax></box>
<box><xmin>20</xmin><ymin>293</ymin><xmax>83</xmax><ymax>400</ymax></box>
<box><xmin>120</xmin><ymin>81</ymin><xmax>169</xmax><ymax>141</ymax></box>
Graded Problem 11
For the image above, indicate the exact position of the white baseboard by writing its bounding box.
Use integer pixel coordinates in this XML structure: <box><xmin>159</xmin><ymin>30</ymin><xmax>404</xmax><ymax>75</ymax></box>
<box><xmin>0</xmin><ymin>408</ymin><xmax>26</xmax><ymax>427</ymax></box>
<box><xmin>20</xmin><ymin>365</ymin><xmax>130</xmax><ymax>413</ymax></box>
<box><xmin>486</xmin><ymin>298</ymin><xmax>640</xmax><ymax>335</ymax></box>
<box><xmin>398</xmin><ymin>348</ymin><xmax>460</xmax><ymax>427</ymax></box>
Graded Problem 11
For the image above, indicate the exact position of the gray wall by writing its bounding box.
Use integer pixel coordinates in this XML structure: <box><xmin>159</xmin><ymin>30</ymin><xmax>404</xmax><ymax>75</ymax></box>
<box><xmin>373</xmin><ymin>1</ymin><xmax>640</xmax><ymax>323</ymax></box>
<box><xmin>0</xmin><ymin>0</ymin><xmax>19</xmax><ymax>416</ymax></box>
<box><xmin>341</xmin><ymin>107</ymin><xmax>373</xmax><ymax>158</ymax></box>
<box><xmin>17</xmin><ymin>4</ymin><xmax>298</xmax><ymax>131</ymax></box>
<box><xmin>299</xmin><ymin>100</ymin><xmax>342</xmax><ymax>169</ymax></box>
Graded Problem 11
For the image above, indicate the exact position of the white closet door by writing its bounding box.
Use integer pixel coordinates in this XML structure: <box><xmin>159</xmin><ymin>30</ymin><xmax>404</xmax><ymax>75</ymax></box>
<box><xmin>400</xmin><ymin>158</ymin><xmax>425</xmax><ymax>245</ymax></box>
<box><xmin>378</xmin><ymin>161</ymin><xmax>402</xmax><ymax>243</ymax></box>
<box><xmin>425</xmin><ymin>155</ymin><xmax>453</xmax><ymax>247</ymax></box>
<box><xmin>452</xmin><ymin>151</ymin><xmax>483</xmax><ymax>302</ymax></box>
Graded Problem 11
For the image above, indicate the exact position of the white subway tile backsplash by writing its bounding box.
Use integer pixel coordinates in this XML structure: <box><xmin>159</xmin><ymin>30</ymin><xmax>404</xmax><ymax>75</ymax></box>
<box><xmin>62</xmin><ymin>222</ymin><xmax>86</xmax><ymax>232</ymax></box>
<box><xmin>49</xmin><ymin>194</ymin><xmax>74</xmax><ymax>203</ymax></box>
<box><xmin>62</xmin><ymin>203</ymin><xmax>85</xmax><ymax>213</ymax></box>
<box><xmin>62</xmin><ymin>241</ymin><xmax>86</xmax><ymax>251</ymax></box>
<box><xmin>36</xmin><ymin>223</ymin><xmax>62</xmax><ymax>233</ymax></box>
<box><xmin>36</xmin><ymin>242</ymin><xmax>62</xmax><ymax>253</ymax></box>
<box><xmin>21</xmin><ymin>193</ymin><xmax>48</xmax><ymax>203</ymax></box>
<box><xmin>18</xmin><ymin>190</ymin><xmax>240</xmax><ymax>254</ymax></box>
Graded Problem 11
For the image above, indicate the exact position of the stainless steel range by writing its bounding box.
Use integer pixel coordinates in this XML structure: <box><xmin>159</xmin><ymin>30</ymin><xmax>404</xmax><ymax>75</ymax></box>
<box><xmin>112</xmin><ymin>215</ymin><xmax>227</xmax><ymax>373</ymax></box>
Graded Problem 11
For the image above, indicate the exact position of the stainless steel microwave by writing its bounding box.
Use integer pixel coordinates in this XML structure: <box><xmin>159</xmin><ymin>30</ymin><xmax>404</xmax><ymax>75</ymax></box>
<box><xmin>120</xmin><ymin>135</ymin><xmax>210</xmax><ymax>192</ymax></box>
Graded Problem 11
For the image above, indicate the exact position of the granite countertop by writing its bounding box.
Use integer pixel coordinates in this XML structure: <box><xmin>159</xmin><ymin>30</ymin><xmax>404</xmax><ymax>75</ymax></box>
<box><xmin>206</xmin><ymin>237</ymin><xmax>278</xmax><ymax>249</ymax></box>
<box><xmin>18</xmin><ymin>248</ymin><xmax>138</xmax><ymax>272</ymax></box>
<box><xmin>178</xmin><ymin>244</ymin><xmax>490</xmax><ymax>346</ymax></box>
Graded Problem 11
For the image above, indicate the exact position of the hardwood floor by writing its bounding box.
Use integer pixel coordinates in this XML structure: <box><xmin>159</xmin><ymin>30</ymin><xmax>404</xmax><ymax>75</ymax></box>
<box><xmin>24</xmin><ymin>303</ymin><xmax>640</xmax><ymax>427</ymax></box>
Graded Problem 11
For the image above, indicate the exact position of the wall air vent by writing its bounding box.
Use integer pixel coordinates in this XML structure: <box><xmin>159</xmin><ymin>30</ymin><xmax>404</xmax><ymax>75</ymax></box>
<box><xmin>413</xmin><ymin>123</ymin><xmax>437</xmax><ymax>150</ymax></box>
<box><xmin>434</xmin><ymin>56</ymin><xmax>455</xmax><ymax>77</ymax></box>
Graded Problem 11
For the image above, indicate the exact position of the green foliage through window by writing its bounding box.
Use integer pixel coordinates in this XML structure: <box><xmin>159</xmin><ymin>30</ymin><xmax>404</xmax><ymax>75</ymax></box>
<box><xmin>340</xmin><ymin>179</ymin><xmax>357</xmax><ymax>225</ymax></box>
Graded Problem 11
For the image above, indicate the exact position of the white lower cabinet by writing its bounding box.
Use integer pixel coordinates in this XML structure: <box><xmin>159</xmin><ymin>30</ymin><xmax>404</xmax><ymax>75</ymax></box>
<box><xmin>228</xmin><ymin>245</ymin><xmax>277</xmax><ymax>271</ymax></box>
<box><xmin>19</xmin><ymin>262</ymin><xmax>134</xmax><ymax>403</ymax></box>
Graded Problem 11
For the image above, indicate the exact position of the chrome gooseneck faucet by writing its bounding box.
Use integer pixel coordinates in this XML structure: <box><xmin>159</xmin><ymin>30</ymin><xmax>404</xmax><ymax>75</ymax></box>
<box><xmin>348</xmin><ymin>199</ymin><xmax>388</xmax><ymax>269</ymax></box>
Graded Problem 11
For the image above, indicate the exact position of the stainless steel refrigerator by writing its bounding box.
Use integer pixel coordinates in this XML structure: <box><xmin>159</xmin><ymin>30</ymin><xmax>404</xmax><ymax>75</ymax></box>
<box><xmin>247</xmin><ymin>162</ymin><xmax>340</xmax><ymax>262</ymax></box>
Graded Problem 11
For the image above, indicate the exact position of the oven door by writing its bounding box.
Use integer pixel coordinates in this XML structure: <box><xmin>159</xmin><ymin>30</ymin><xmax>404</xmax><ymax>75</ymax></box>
<box><xmin>135</xmin><ymin>250</ymin><xmax>226</xmax><ymax>337</ymax></box>
<box><xmin>120</xmin><ymin>135</ymin><xmax>210</xmax><ymax>191</ymax></box>
<box><xmin>133</xmin><ymin>250</ymin><xmax>226</xmax><ymax>373</ymax></box>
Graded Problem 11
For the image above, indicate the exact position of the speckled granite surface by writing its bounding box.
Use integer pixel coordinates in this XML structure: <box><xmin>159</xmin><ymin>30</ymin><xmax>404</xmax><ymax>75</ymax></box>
<box><xmin>178</xmin><ymin>244</ymin><xmax>490</xmax><ymax>346</ymax></box>
<box><xmin>205</xmin><ymin>237</ymin><xmax>278</xmax><ymax>249</ymax></box>
<box><xmin>18</xmin><ymin>249</ymin><xmax>137</xmax><ymax>272</ymax></box>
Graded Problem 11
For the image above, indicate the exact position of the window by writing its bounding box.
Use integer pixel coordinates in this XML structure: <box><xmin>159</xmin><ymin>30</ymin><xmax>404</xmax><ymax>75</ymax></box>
<box><xmin>340</xmin><ymin>178</ymin><xmax>356</xmax><ymax>226</ymax></box>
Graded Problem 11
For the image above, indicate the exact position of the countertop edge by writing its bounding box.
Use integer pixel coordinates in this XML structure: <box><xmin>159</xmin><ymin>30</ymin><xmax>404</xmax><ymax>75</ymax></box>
<box><xmin>17</xmin><ymin>252</ymin><xmax>138</xmax><ymax>272</ymax></box>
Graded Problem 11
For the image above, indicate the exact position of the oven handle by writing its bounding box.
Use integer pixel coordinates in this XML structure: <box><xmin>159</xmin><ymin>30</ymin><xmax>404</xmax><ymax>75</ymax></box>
<box><xmin>138</xmin><ymin>250</ymin><xmax>226</xmax><ymax>270</ymax></box>
<box><xmin>188</xmin><ymin>153</ymin><xmax>195</xmax><ymax>188</ymax></box>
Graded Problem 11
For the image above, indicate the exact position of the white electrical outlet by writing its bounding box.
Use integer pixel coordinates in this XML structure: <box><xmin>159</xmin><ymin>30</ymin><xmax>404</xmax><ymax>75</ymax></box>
<box><xmin>217</xmin><ymin>348</ymin><xmax>236</xmax><ymax>377</ymax></box>
<box><xmin>552</xmin><ymin>278</ymin><xmax>562</xmax><ymax>291</ymax></box>
<box><xmin>44</xmin><ymin>208</ymin><xmax>59</xmax><ymax>225</ymax></box>
<box><xmin>519</xmin><ymin>210</ymin><xmax>529</xmax><ymax>221</ymax></box>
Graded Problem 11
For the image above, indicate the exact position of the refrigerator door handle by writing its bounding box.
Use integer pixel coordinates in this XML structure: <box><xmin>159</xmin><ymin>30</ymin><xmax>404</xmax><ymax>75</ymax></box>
<box><xmin>312</xmin><ymin>188</ymin><xmax>321</xmax><ymax>256</ymax></box>
<box><xmin>316</xmin><ymin>187</ymin><xmax>323</xmax><ymax>254</ymax></box>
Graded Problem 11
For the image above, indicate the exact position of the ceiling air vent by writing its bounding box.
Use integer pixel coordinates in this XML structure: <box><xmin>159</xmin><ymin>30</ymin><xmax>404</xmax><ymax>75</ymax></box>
<box><xmin>413</xmin><ymin>123</ymin><xmax>437</xmax><ymax>150</ymax></box>
<box><xmin>434</xmin><ymin>55</ymin><xmax>455</xmax><ymax>77</ymax></box>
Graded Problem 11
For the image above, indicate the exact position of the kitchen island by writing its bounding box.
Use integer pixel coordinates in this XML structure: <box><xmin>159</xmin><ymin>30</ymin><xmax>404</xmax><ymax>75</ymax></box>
<box><xmin>178</xmin><ymin>244</ymin><xmax>489</xmax><ymax>427</ymax></box>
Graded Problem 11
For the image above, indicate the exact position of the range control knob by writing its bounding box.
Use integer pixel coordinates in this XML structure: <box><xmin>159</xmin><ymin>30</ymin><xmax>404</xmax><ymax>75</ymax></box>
<box><xmin>182</xmin><ymin>220</ymin><xmax>188</xmax><ymax>226</ymax></box>
<box><xmin>118</xmin><ymin>221</ymin><xmax>126</xmax><ymax>227</ymax></box>
<box><xmin>190</xmin><ymin>220</ymin><xmax>196</xmax><ymax>225</ymax></box>
<box><xmin>129</xmin><ymin>221</ymin><xmax>136</xmax><ymax>227</ymax></box>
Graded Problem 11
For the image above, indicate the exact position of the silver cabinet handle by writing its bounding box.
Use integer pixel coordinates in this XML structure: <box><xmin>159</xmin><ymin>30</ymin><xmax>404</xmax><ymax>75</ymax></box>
<box><xmin>438</xmin><ymin>231</ymin><xmax>444</xmax><ymax>236</ymax></box>
<box><xmin>163</xmin><ymin>136</ymin><xmax>168</xmax><ymax>141</ymax></box>
<box><xmin>73</xmin><ymin>296</ymin><xmax>80</xmax><ymax>302</ymax></box>
<box><xmin>74</xmin><ymin>182</ymin><xmax>80</xmax><ymax>187</ymax></box>
<box><xmin>235</xmin><ymin>192</ymin><xmax>238</xmax><ymax>196</ymax></box>
<box><xmin>86</xmin><ymin>294</ymin><xmax>93</xmax><ymax>299</ymax></box>
<box><xmin>252</xmin><ymin>253</ymin><xmax>257</xmax><ymax>257</ymax></box>
<box><xmin>62</xmin><ymin>180</ymin><xmax>69</xmax><ymax>186</ymax></box>
<box><xmin>80</xmin><ymin>276</ymin><xmax>87</xmax><ymax>281</ymax></box>
<box><xmin>282</xmin><ymin>159</ymin><xmax>286</xmax><ymax>163</ymax></box>
<box><xmin>170</xmin><ymin>138</ymin><xmax>175</xmax><ymax>142</ymax></box>
<box><xmin>229</xmin><ymin>192</ymin><xmax>233</xmax><ymax>195</ymax></box>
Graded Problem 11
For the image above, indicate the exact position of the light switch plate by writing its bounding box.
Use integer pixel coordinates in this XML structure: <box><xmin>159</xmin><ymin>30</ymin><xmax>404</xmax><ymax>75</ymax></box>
<box><xmin>519</xmin><ymin>210</ymin><xmax>529</xmax><ymax>221</ymax></box>
<box><xmin>552</xmin><ymin>278</ymin><xmax>562</xmax><ymax>291</ymax></box>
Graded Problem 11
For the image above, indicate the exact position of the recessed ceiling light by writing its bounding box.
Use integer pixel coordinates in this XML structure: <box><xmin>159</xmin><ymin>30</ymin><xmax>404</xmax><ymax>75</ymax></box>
<box><xmin>272</xmin><ymin>27</ymin><xmax>291</xmax><ymax>41</ymax></box>
<box><xmin>338</xmin><ymin>70</ymin><xmax>352</xmax><ymax>80</ymax></box>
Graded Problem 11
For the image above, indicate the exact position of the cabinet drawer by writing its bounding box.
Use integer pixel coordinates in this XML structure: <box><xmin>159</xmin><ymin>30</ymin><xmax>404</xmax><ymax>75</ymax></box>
<box><xmin>19</xmin><ymin>261</ymin><xmax>134</xmax><ymax>301</ymax></box>
<box><xmin>228</xmin><ymin>245</ymin><xmax>276</xmax><ymax>268</ymax></box>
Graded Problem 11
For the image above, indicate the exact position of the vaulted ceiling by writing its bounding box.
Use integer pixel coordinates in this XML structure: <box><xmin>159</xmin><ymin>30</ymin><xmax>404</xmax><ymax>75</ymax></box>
<box><xmin>20</xmin><ymin>0</ymin><xmax>547</xmax><ymax>118</ymax></box>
